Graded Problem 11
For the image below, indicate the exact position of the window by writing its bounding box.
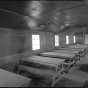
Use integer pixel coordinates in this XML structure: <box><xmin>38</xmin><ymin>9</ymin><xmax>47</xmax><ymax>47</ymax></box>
<box><xmin>32</xmin><ymin>35</ymin><xmax>40</xmax><ymax>50</ymax></box>
<box><xmin>73</xmin><ymin>35</ymin><xmax>76</xmax><ymax>43</ymax></box>
<box><xmin>66</xmin><ymin>35</ymin><xmax>69</xmax><ymax>44</ymax></box>
<box><xmin>55</xmin><ymin>35</ymin><xmax>59</xmax><ymax>46</ymax></box>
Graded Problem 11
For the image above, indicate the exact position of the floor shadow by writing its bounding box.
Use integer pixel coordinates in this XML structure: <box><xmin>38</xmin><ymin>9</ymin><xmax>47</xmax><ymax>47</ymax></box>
<box><xmin>54</xmin><ymin>77</ymin><xmax>83</xmax><ymax>87</ymax></box>
<box><xmin>78</xmin><ymin>64</ymin><xmax>88</xmax><ymax>73</ymax></box>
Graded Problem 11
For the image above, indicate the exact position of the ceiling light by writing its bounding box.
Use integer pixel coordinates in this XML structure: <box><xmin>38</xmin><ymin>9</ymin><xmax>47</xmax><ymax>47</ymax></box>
<box><xmin>29</xmin><ymin>1</ymin><xmax>42</xmax><ymax>18</ymax></box>
<box><xmin>28</xmin><ymin>18</ymin><xmax>37</xmax><ymax>28</ymax></box>
<box><xmin>60</xmin><ymin>25</ymin><xmax>64</xmax><ymax>29</ymax></box>
<box><xmin>65</xmin><ymin>23</ymin><xmax>70</xmax><ymax>26</ymax></box>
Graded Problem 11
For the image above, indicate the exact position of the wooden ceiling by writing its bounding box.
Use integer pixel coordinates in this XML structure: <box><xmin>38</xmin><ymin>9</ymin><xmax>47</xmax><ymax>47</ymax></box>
<box><xmin>0</xmin><ymin>0</ymin><xmax>88</xmax><ymax>33</ymax></box>
<box><xmin>39</xmin><ymin>1</ymin><xmax>88</xmax><ymax>33</ymax></box>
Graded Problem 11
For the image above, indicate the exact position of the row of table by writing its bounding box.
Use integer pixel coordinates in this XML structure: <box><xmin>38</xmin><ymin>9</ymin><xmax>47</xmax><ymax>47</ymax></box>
<box><xmin>18</xmin><ymin>44</ymin><xmax>88</xmax><ymax>87</ymax></box>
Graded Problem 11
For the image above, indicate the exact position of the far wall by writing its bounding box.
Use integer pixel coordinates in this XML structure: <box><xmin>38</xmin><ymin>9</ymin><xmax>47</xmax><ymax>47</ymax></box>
<box><xmin>24</xmin><ymin>31</ymin><xmax>55</xmax><ymax>54</ymax></box>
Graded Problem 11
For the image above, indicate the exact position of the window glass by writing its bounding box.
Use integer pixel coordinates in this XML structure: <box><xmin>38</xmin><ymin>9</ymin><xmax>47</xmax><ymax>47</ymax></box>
<box><xmin>73</xmin><ymin>35</ymin><xmax>76</xmax><ymax>43</ymax></box>
<box><xmin>66</xmin><ymin>35</ymin><xmax>69</xmax><ymax>44</ymax></box>
<box><xmin>32</xmin><ymin>35</ymin><xmax>40</xmax><ymax>50</ymax></box>
<box><xmin>55</xmin><ymin>35</ymin><xmax>59</xmax><ymax>46</ymax></box>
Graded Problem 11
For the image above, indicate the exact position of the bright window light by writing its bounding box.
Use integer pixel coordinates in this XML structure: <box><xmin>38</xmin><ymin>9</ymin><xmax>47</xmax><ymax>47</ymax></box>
<box><xmin>73</xmin><ymin>35</ymin><xmax>76</xmax><ymax>43</ymax></box>
<box><xmin>66</xmin><ymin>35</ymin><xmax>69</xmax><ymax>44</ymax></box>
<box><xmin>32</xmin><ymin>35</ymin><xmax>40</xmax><ymax>50</ymax></box>
<box><xmin>55</xmin><ymin>35</ymin><xmax>59</xmax><ymax>46</ymax></box>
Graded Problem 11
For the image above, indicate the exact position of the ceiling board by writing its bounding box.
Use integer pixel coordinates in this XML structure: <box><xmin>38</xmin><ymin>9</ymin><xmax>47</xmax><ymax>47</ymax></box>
<box><xmin>0</xmin><ymin>1</ymin><xmax>87</xmax><ymax>32</ymax></box>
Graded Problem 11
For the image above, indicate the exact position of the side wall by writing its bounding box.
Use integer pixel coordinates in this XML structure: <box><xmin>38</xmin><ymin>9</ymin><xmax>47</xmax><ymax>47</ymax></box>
<box><xmin>0</xmin><ymin>28</ymin><xmax>24</xmax><ymax>72</ymax></box>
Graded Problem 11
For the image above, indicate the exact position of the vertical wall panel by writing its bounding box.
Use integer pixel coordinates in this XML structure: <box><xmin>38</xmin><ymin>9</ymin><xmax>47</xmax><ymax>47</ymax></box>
<box><xmin>0</xmin><ymin>28</ymin><xmax>24</xmax><ymax>72</ymax></box>
<box><xmin>40</xmin><ymin>32</ymin><xmax>46</xmax><ymax>50</ymax></box>
<box><xmin>50</xmin><ymin>32</ymin><xmax>54</xmax><ymax>48</ymax></box>
<box><xmin>85</xmin><ymin>34</ymin><xmax>88</xmax><ymax>44</ymax></box>
<box><xmin>69</xmin><ymin>34</ymin><xmax>74</xmax><ymax>44</ymax></box>
<box><xmin>76</xmin><ymin>33</ymin><xmax>84</xmax><ymax>44</ymax></box>
<box><xmin>24</xmin><ymin>30</ymin><xmax>32</xmax><ymax>56</ymax></box>
<box><xmin>0</xmin><ymin>29</ymin><xmax>9</xmax><ymax>56</ymax></box>
<box><xmin>59</xmin><ymin>33</ymin><xmax>66</xmax><ymax>47</ymax></box>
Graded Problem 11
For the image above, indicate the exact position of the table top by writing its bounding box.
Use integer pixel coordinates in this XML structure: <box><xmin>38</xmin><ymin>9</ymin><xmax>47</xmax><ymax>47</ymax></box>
<box><xmin>68</xmin><ymin>45</ymin><xmax>87</xmax><ymax>49</ymax></box>
<box><xmin>53</xmin><ymin>50</ymin><xmax>79</xmax><ymax>54</ymax></box>
<box><xmin>58</xmin><ymin>48</ymin><xmax>84</xmax><ymax>51</ymax></box>
<box><xmin>40</xmin><ymin>52</ymin><xmax>75</xmax><ymax>58</ymax></box>
<box><xmin>0</xmin><ymin>69</ymin><xmax>31</xmax><ymax>87</ymax></box>
<box><xmin>19</xmin><ymin>65</ymin><xmax>58</xmax><ymax>78</ymax></box>
<box><xmin>22</xmin><ymin>56</ymin><xmax>64</xmax><ymax>66</ymax></box>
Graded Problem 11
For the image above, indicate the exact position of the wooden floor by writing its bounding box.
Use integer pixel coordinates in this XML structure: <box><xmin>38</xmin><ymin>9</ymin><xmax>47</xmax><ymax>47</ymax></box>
<box><xmin>24</xmin><ymin>54</ymin><xmax>88</xmax><ymax>87</ymax></box>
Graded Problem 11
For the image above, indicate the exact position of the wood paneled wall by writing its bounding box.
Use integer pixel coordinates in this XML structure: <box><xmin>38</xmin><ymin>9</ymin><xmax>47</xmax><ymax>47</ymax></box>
<box><xmin>0</xmin><ymin>28</ymin><xmax>24</xmax><ymax>56</ymax></box>
<box><xmin>85</xmin><ymin>34</ymin><xmax>88</xmax><ymax>44</ymax></box>
<box><xmin>59</xmin><ymin>33</ymin><xmax>66</xmax><ymax>47</ymax></box>
<box><xmin>75</xmin><ymin>32</ymin><xmax>84</xmax><ymax>44</ymax></box>
<box><xmin>59</xmin><ymin>32</ymin><xmax>84</xmax><ymax>45</ymax></box>
<box><xmin>61</xmin><ymin>26</ymin><xmax>87</xmax><ymax>45</ymax></box>
<box><xmin>29</xmin><ymin>31</ymin><xmax>55</xmax><ymax>52</ymax></box>
<box><xmin>0</xmin><ymin>28</ymin><xmax>24</xmax><ymax>72</ymax></box>
<box><xmin>24</xmin><ymin>30</ymin><xmax>32</xmax><ymax>56</ymax></box>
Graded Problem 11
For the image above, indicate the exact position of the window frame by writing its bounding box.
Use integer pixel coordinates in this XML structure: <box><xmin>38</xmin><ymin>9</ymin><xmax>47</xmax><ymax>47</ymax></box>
<box><xmin>66</xmin><ymin>35</ymin><xmax>69</xmax><ymax>45</ymax></box>
<box><xmin>55</xmin><ymin>34</ymin><xmax>59</xmax><ymax>47</ymax></box>
<box><xmin>73</xmin><ymin>35</ymin><xmax>76</xmax><ymax>44</ymax></box>
<box><xmin>32</xmin><ymin>34</ymin><xmax>40</xmax><ymax>50</ymax></box>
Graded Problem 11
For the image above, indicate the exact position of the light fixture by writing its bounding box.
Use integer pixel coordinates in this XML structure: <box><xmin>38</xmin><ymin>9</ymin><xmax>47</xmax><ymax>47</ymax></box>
<box><xmin>29</xmin><ymin>1</ymin><xmax>42</xmax><ymax>19</ymax></box>
<box><xmin>65</xmin><ymin>23</ymin><xmax>70</xmax><ymax>26</ymax></box>
<box><xmin>27</xmin><ymin>18</ymin><xmax>37</xmax><ymax>28</ymax></box>
<box><xmin>64</xmin><ymin>15</ymin><xmax>71</xmax><ymax>26</ymax></box>
<box><xmin>60</xmin><ymin>25</ymin><xmax>64</xmax><ymax>29</ymax></box>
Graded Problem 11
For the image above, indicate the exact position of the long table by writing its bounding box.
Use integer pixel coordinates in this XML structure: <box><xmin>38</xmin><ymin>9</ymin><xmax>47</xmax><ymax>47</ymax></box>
<box><xmin>20</xmin><ymin>55</ymin><xmax>65</xmax><ymax>72</ymax></box>
<box><xmin>58</xmin><ymin>47</ymin><xmax>84</xmax><ymax>51</ymax></box>
<box><xmin>53</xmin><ymin>50</ymin><xmax>80</xmax><ymax>55</ymax></box>
<box><xmin>57</xmin><ymin>48</ymin><xmax>85</xmax><ymax>56</ymax></box>
<box><xmin>68</xmin><ymin>44</ymin><xmax>88</xmax><ymax>49</ymax></box>
<box><xmin>19</xmin><ymin>55</ymin><xmax>66</xmax><ymax>86</ymax></box>
<box><xmin>39</xmin><ymin>52</ymin><xmax>77</xmax><ymax>60</ymax></box>
<box><xmin>0</xmin><ymin>69</ymin><xmax>31</xmax><ymax>87</ymax></box>
<box><xmin>68</xmin><ymin>44</ymin><xmax>88</xmax><ymax>55</ymax></box>
<box><xmin>19</xmin><ymin>65</ymin><xmax>64</xmax><ymax>87</ymax></box>
<box><xmin>39</xmin><ymin>51</ymin><xmax>80</xmax><ymax>66</ymax></box>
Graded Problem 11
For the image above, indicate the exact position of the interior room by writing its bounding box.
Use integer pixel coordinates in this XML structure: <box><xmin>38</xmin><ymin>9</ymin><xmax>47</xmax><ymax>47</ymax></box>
<box><xmin>0</xmin><ymin>0</ymin><xmax>88</xmax><ymax>87</ymax></box>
